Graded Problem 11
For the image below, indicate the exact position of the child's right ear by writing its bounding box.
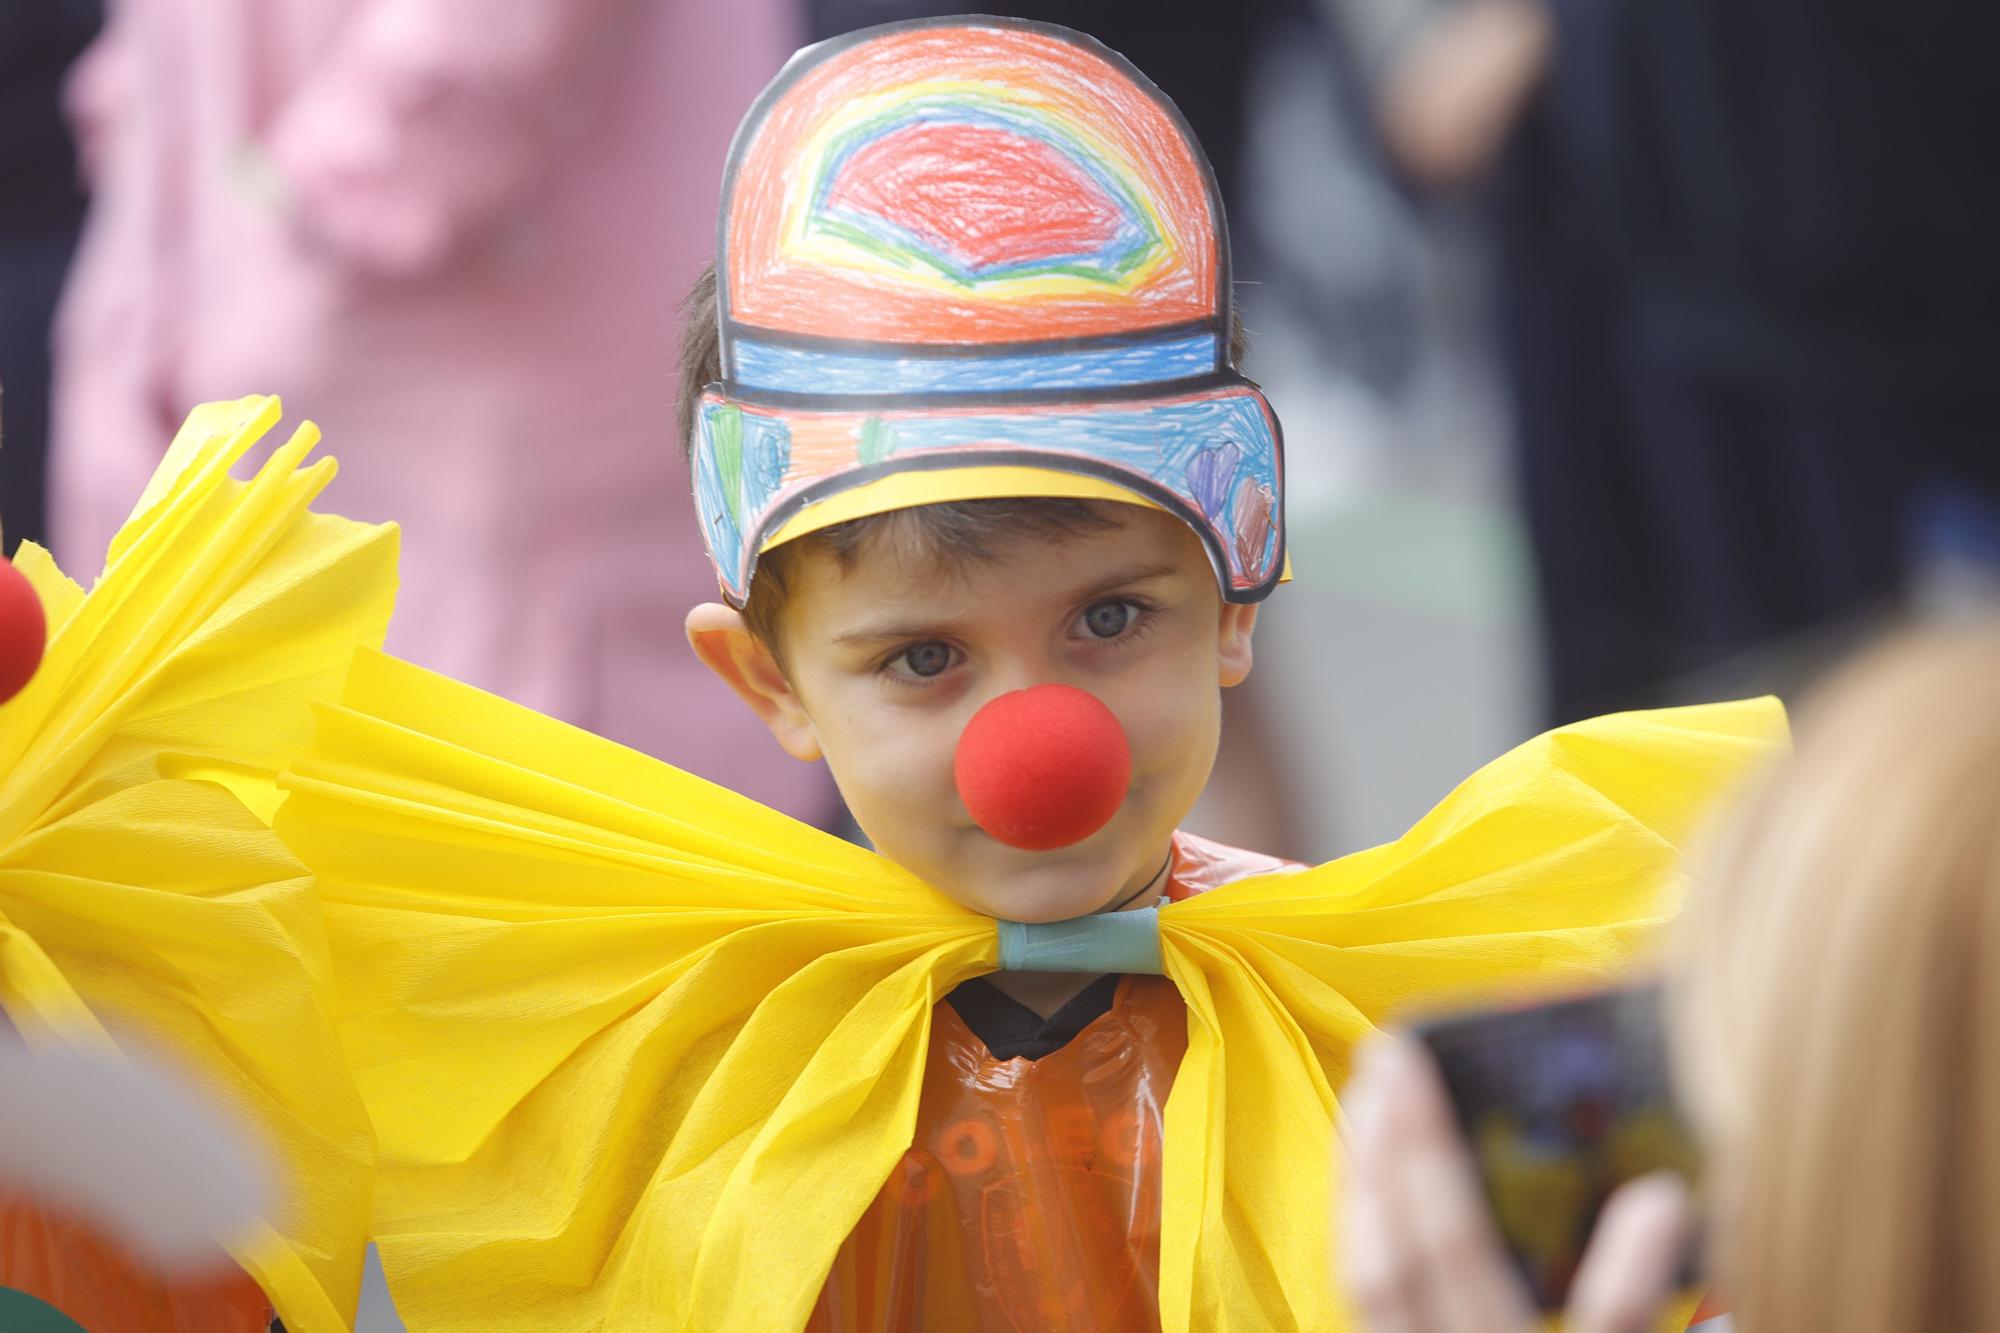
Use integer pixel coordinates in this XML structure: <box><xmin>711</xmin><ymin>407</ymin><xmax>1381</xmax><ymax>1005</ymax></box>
<box><xmin>685</xmin><ymin>603</ymin><xmax>823</xmax><ymax>762</ymax></box>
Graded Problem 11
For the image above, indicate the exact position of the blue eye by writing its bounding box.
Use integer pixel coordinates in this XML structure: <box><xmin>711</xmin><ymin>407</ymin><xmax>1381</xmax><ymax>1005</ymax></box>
<box><xmin>1082</xmin><ymin>600</ymin><xmax>1137</xmax><ymax>639</ymax></box>
<box><xmin>898</xmin><ymin>641</ymin><xmax>954</xmax><ymax>678</ymax></box>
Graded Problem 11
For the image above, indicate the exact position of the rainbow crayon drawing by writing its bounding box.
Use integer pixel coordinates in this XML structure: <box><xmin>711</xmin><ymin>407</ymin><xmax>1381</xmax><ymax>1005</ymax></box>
<box><xmin>691</xmin><ymin>17</ymin><xmax>1285</xmax><ymax>607</ymax></box>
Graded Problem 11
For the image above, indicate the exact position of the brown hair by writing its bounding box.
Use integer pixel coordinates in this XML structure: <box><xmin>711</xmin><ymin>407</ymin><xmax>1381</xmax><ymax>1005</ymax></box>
<box><xmin>1672</xmin><ymin>625</ymin><xmax>2000</xmax><ymax>1330</ymax></box>
<box><xmin>673</xmin><ymin>263</ymin><xmax>1251</xmax><ymax>649</ymax></box>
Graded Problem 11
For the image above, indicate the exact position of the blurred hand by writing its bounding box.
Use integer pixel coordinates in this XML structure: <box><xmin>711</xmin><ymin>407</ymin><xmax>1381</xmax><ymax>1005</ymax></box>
<box><xmin>0</xmin><ymin>1044</ymin><xmax>268</xmax><ymax>1273</ymax></box>
<box><xmin>1376</xmin><ymin>0</ymin><xmax>1554</xmax><ymax>188</ymax></box>
<box><xmin>1340</xmin><ymin>1036</ymin><xmax>1694</xmax><ymax>1333</ymax></box>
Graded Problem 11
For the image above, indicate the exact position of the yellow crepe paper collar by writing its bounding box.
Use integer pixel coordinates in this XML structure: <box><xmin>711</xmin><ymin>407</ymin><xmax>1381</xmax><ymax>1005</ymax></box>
<box><xmin>0</xmin><ymin>397</ymin><xmax>399</xmax><ymax>1331</ymax></box>
<box><xmin>274</xmin><ymin>645</ymin><xmax>1784</xmax><ymax>1332</ymax></box>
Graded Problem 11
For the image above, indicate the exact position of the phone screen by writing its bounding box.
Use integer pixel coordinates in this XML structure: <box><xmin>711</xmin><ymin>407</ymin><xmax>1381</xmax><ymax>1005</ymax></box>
<box><xmin>1414</xmin><ymin>985</ymin><xmax>1697</xmax><ymax>1309</ymax></box>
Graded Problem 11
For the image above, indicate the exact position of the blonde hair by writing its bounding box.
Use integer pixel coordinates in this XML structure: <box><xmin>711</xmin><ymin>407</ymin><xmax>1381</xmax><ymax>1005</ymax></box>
<box><xmin>1673</xmin><ymin>624</ymin><xmax>2000</xmax><ymax>1331</ymax></box>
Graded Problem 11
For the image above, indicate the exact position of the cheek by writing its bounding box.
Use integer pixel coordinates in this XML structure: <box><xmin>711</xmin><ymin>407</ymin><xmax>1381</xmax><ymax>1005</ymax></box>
<box><xmin>811</xmin><ymin>689</ymin><xmax>964</xmax><ymax>835</ymax></box>
<box><xmin>1108</xmin><ymin>657</ymin><xmax>1223</xmax><ymax>786</ymax></box>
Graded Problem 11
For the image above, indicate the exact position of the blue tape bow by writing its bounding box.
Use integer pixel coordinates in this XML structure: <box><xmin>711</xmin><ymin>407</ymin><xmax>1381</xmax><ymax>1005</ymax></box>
<box><xmin>994</xmin><ymin>905</ymin><xmax>1164</xmax><ymax>974</ymax></box>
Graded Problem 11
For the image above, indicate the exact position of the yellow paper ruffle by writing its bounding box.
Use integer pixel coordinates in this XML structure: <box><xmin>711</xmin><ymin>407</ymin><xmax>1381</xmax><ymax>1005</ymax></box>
<box><xmin>276</xmin><ymin>645</ymin><xmax>1784</xmax><ymax>1332</ymax></box>
<box><xmin>0</xmin><ymin>396</ymin><xmax>399</xmax><ymax>1331</ymax></box>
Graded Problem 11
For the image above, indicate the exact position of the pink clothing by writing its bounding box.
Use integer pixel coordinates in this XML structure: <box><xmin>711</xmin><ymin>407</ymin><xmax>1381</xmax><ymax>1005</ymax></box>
<box><xmin>51</xmin><ymin>0</ymin><xmax>836</xmax><ymax>821</ymax></box>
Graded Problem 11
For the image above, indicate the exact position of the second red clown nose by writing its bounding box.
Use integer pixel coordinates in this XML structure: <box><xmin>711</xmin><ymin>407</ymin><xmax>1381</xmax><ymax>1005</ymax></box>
<box><xmin>953</xmin><ymin>684</ymin><xmax>1133</xmax><ymax>851</ymax></box>
<box><xmin>0</xmin><ymin>558</ymin><xmax>47</xmax><ymax>706</ymax></box>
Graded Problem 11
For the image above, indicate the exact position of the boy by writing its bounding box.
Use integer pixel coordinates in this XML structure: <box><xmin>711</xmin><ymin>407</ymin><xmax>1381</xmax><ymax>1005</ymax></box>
<box><xmin>267</xmin><ymin>16</ymin><xmax>1781</xmax><ymax>1332</ymax></box>
<box><xmin>669</xmin><ymin>22</ymin><xmax>1291</xmax><ymax>1318</ymax></box>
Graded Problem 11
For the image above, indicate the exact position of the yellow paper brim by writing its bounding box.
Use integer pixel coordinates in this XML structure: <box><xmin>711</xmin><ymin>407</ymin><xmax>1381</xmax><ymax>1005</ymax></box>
<box><xmin>762</xmin><ymin>465</ymin><xmax>1294</xmax><ymax>583</ymax></box>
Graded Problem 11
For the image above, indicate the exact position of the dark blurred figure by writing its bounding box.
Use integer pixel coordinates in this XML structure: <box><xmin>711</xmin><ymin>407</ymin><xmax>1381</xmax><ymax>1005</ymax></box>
<box><xmin>0</xmin><ymin>0</ymin><xmax>100</xmax><ymax>554</ymax></box>
<box><xmin>1382</xmin><ymin>0</ymin><xmax>2000</xmax><ymax>721</ymax></box>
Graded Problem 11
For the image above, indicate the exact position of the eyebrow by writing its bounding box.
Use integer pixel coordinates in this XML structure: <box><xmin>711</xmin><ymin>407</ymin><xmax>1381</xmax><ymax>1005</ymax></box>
<box><xmin>830</xmin><ymin>561</ymin><xmax>1183</xmax><ymax>646</ymax></box>
<box><xmin>1064</xmin><ymin>560</ymin><xmax>1181</xmax><ymax>604</ymax></box>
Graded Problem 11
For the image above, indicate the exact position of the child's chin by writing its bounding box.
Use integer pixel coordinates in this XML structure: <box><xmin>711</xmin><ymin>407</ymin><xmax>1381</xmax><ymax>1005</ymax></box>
<box><xmin>953</xmin><ymin>854</ymin><xmax>1127</xmax><ymax>924</ymax></box>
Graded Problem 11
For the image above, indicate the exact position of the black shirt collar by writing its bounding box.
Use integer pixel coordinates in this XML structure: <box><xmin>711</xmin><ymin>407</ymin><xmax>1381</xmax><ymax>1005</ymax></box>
<box><xmin>945</xmin><ymin>973</ymin><xmax>1123</xmax><ymax>1061</ymax></box>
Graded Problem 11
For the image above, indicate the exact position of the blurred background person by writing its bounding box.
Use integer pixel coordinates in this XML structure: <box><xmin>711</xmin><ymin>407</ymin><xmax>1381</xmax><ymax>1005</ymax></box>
<box><xmin>1343</xmin><ymin>624</ymin><xmax>2000</xmax><ymax>1331</ymax></box>
<box><xmin>46</xmin><ymin>0</ymin><xmax>839</xmax><ymax>824</ymax></box>
<box><xmin>0</xmin><ymin>0</ymin><xmax>100</xmax><ymax>555</ymax></box>
<box><xmin>1378</xmin><ymin>0</ymin><xmax>2000</xmax><ymax>723</ymax></box>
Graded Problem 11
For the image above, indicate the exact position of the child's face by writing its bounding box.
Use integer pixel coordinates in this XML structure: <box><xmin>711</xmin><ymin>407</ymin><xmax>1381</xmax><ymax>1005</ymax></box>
<box><xmin>693</xmin><ymin>506</ymin><xmax>1257</xmax><ymax>923</ymax></box>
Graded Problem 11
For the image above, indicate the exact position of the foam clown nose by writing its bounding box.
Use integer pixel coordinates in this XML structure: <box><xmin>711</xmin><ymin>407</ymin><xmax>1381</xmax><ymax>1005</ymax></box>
<box><xmin>0</xmin><ymin>557</ymin><xmax>46</xmax><ymax>705</ymax></box>
<box><xmin>953</xmin><ymin>684</ymin><xmax>1132</xmax><ymax>851</ymax></box>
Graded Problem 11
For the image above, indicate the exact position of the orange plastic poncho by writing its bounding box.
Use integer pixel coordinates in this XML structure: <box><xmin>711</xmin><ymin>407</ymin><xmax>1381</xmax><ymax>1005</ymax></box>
<box><xmin>0</xmin><ymin>1193</ymin><xmax>272</xmax><ymax>1333</ymax></box>
<box><xmin>812</xmin><ymin>834</ymin><xmax>1292</xmax><ymax>1331</ymax></box>
<box><xmin>814</xmin><ymin>973</ymin><xmax>1188</xmax><ymax>1333</ymax></box>
<box><xmin>273</xmin><ymin>646</ymin><xmax>1786</xmax><ymax>1332</ymax></box>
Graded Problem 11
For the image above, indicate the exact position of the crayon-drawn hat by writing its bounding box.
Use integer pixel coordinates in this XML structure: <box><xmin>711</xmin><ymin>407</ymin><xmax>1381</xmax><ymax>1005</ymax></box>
<box><xmin>691</xmin><ymin>16</ymin><xmax>1285</xmax><ymax>606</ymax></box>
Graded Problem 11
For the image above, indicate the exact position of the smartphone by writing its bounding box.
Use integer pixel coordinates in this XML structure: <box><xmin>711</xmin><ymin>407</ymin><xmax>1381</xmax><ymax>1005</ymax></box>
<box><xmin>1413</xmin><ymin>985</ymin><xmax>1698</xmax><ymax>1309</ymax></box>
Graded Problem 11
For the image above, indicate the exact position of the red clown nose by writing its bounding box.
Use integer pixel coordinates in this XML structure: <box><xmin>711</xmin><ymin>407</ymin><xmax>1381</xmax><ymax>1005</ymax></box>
<box><xmin>953</xmin><ymin>684</ymin><xmax>1132</xmax><ymax>851</ymax></box>
<box><xmin>0</xmin><ymin>558</ymin><xmax>46</xmax><ymax>706</ymax></box>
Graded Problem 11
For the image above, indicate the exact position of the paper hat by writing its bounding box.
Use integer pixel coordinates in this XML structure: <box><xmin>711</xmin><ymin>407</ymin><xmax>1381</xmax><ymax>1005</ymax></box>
<box><xmin>691</xmin><ymin>16</ymin><xmax>1285</xmax><ymax>606</ymax></box>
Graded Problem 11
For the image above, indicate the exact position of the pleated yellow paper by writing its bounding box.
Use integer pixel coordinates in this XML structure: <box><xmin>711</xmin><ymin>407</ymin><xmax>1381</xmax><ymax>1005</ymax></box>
<box><xmin>0</xmin><ymin>396</ymin><xmax>399</xmax><ymax>1331</ymax></box>
<box><xmin>1153</xmin><ymin>702</ymin><xmax>1782</xmax><ymax>1330</ymax></box>
<box><xmin>277</xmin><ymin>647</ymin><xmax>1785</xmax><ymax>1332</ymax></box>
